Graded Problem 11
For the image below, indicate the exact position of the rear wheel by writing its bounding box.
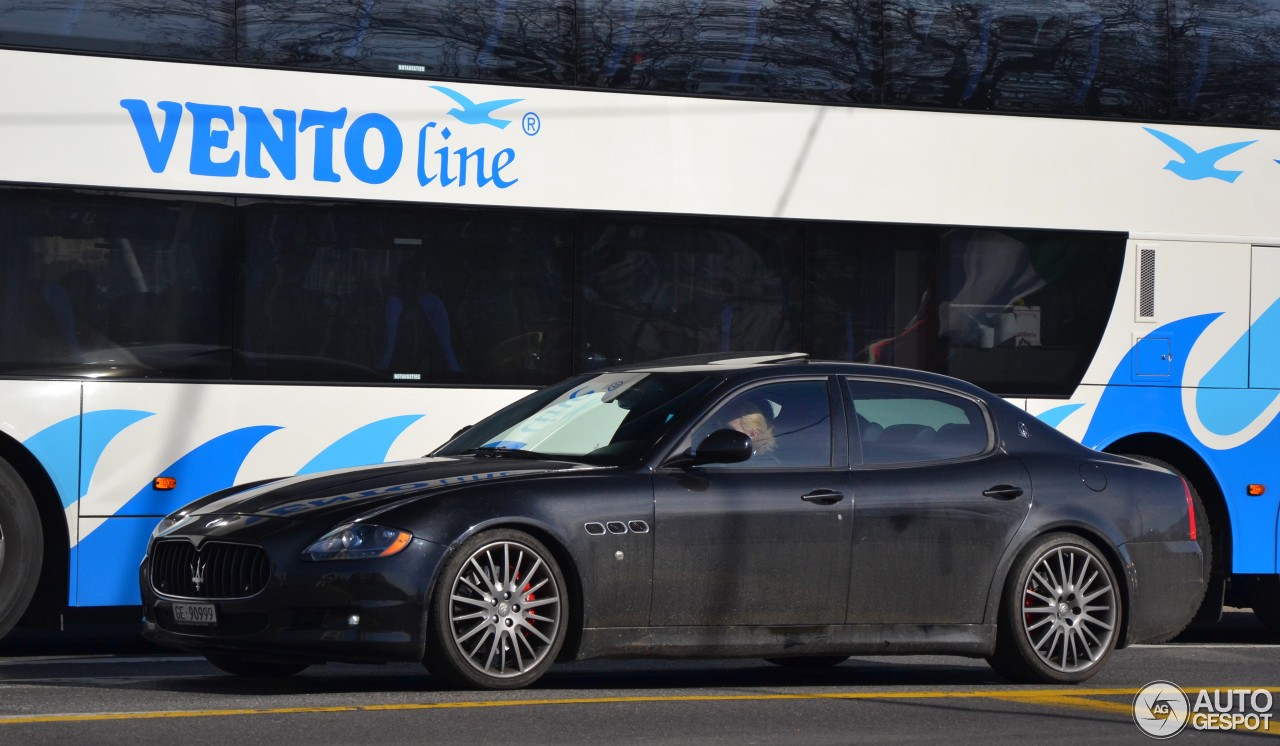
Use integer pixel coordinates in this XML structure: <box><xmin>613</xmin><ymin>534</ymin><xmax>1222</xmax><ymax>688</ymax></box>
<box><xmin>988</xmin><ymin>533</ymin><xmax>1120</xmax><ymax>684</ymax></box>
<box><xmin>204</xmin><ymin>653</ymin><xmax>310</xmax><ymax>677</ymax></box>
<box><xmin>425</xmin><ymin>529</ymin><xmax>567</xmax><ymax>690</ymax></box>
<box><xmin>0</xmin><ymin>459</ymin><xmax>42</xmax><ymax>639</ymax></box>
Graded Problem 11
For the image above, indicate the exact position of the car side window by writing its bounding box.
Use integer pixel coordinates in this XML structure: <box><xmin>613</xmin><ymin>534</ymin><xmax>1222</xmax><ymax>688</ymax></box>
<box><xmin>849</xmin><ymin>380</ymin><xmax>990</xmax><ymax>466</ymax></box>
<box><xmin>690</xmin><ymin>380</ymin><xmax>832</xmax><ymax>468</ymax></box>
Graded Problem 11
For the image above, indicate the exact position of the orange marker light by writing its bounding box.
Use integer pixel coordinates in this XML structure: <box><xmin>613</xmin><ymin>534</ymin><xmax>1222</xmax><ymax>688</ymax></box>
<box><xmin>1247</xmin><ymin>484</ymin><xmax>1266</xmax><ymax>496</ymax></box>
<box><xmin>378</xmin><ymin>531</ymin><xmax>414</xmax><ymax>557</ymax></box>
<box><xmin>153</xmin><ymin>477</ymin><xmax>177</xmax><ymax>491</ymax></box>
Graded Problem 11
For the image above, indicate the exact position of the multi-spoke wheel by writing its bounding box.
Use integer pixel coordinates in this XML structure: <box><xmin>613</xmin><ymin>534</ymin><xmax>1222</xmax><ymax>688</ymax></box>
<box><xmin>989</xmin><ymin>533</ymin><xmax>1120</xmax><ymax>683</ymax></box>
<box><xmin>425</xmin><ymin>529</ymin><xmax>567</xmax><ymax>690</ymax></box>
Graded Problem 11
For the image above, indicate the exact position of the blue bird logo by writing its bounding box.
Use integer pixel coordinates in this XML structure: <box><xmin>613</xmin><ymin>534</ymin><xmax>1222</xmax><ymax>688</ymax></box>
<box><xmin>430</xmin><ymin>85</ymin><xmax>523</xmax><ymax>129</ymax></box>
<box><xmin>1143</xmin><ymin>127</ymin><xmax>1257</xmax><ymax>183</ymax></box>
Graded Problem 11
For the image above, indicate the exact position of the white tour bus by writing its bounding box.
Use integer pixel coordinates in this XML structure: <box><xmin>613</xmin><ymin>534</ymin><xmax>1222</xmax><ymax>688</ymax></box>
<box><xmin>0</xmin><ymin>0</ymin><xmax>1277</xmax><ymax>639</ymax></box>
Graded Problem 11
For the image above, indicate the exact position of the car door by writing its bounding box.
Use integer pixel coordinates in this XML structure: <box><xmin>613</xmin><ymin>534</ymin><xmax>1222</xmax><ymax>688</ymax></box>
<box><xmin>651</xmin><ymin>377</ymin><xmax>853</xmax><ymax>627</ymax></box>
<box><xmin>843</xmin><ymin>378</ymin><xmax>1031</xmax><ymax>625</ymax></box>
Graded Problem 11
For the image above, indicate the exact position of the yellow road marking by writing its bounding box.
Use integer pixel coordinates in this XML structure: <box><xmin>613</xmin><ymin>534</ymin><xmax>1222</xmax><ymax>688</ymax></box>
<box><xmin>986</xmin><ymin>692</ymin><xmax>1133</xmax><ymax>715</ymax></box>
<box><xmin>2</xmin><ymin>686</ymin><xmax>1278</xmax><ymax>727</ymax></box>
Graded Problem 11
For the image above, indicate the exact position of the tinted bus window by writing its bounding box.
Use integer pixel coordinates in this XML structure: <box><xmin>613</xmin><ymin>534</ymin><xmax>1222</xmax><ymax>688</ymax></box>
<box><xmin>0</xmin><ymin>0</ymin><xmax>234</xmax><ymax>61</ymax></box>
<box><xmin>883</xmin><ymin>0</ymin><xmax>1168</xmax><ymax>119</ymax></box>
<box><xmin>0</xmin><ymin>189</ymin><xmax>233</xmax><ymax>379</ymax></box>
<box><xmin>577</xmin><ymin>217</ymin><xmax>802</xmax><ymax>370</ymax></box>
<box><xmin>808</xmin><ymin>225</ymin><xmax>1125</xmax><ymax>397</ymax></box>
<box><xmin>238</xmin><ymin>0</ymin><xmax>574</xmax><ymax>84</ymax></box>
<box><xmin>578</xmin><ymin>0</ymin><xmax>882</xmax><ymax>103</ymax></box>
<box><xmin>1170</xmin><ymin>1</ymin><xmax>1280</xmax><ymax>127</ymax></box>
<box><xmin>239</xmin><ymin>202</ymin><xmax>572</xmax><ymax>385</ymax></box>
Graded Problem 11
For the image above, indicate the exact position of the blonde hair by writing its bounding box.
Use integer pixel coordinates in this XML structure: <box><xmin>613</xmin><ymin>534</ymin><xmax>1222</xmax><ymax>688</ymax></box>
<box><xmin>728</xmin><ymin>411</ymin><xmax>775</xmax><ymax>454</ymax></box>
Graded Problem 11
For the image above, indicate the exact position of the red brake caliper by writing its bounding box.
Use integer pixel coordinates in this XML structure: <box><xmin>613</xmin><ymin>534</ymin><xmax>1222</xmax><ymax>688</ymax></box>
<box><xmin>512</xmin><ymin>570</ymin><xmax>536</xmax><ymax>635</ymax></box>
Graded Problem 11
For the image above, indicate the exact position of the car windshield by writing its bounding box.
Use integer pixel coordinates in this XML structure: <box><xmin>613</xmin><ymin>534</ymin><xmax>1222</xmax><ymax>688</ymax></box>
<box><xmin>435</xmin><ymin>371</ymin><xmax>722</xmax><ymax>466</ymax></box>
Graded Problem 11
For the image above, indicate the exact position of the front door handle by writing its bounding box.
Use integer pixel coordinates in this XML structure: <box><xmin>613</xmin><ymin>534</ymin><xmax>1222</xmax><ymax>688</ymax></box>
<box><xmin>801</xmin><ymin>489</ymin><xmax>845</xmax><ymax>505</ymax></box>
<box><xmin>982</xmin><ymin>484</ymin><xmax>1024</xmax><ymax>500</ymax></box>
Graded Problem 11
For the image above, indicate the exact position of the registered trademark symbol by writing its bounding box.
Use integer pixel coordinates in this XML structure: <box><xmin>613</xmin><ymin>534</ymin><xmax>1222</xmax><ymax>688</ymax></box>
<box><xmin>522</xmin><ymin>112</ymin><xmax>541</xmax><ymax>136</ymax></box>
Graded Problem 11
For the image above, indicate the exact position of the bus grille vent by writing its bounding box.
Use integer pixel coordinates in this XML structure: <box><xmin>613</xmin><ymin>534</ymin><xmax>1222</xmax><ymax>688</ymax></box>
<box><xmin>1137</xmin><ymin>247</ymin><xmax>1157</xmax><ymax>320</ymax></box>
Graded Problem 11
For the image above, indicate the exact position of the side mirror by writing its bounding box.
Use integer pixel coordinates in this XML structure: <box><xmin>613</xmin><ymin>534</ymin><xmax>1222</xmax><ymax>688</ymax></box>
<box><xmin>666</xmin><ymin>428</ymin><xmax>753</xmax><ymax>468</ymax></box>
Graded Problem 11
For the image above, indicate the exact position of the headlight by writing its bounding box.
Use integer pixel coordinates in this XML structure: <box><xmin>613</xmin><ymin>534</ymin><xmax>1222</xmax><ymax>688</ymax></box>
<box><xmin>302</xmin><ymin>523</ymin><xmax>414</xmax><ymax>561</ymax></box>
<box><xmin>151</xmin><ymin>513</ymin><xmax>194</xmax><ymax>539</ymax></box>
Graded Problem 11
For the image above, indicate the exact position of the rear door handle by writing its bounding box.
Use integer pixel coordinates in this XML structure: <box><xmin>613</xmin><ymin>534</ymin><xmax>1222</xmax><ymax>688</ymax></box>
<box><xmin>801</xmin><ymin>490</ymin><xmax>845</xmax><ymax>505</ymax></box>
<box><xmin>982</xmin><ymin>484</ymin><xmax>1024</xmax><ymax>500</ymax></box>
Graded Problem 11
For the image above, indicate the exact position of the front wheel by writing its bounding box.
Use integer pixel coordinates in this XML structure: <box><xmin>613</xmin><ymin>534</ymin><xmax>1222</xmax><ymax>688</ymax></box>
<box><xmin>424</xmin><ymin>529</ymin><xmax>568</xmax><ymax>690</ymax></box>
<box><xmin>0</xmin><ymin>459</ymin><xmax>42</xmax><ymax>639</ymax></box>
<box><xmin>988</xmin><ymin>533</ymin><xmax>1121</xmax><ymax>684</ymax></box>
<box><xmin>205</xmin><ymin>653</ymin><xmax>310</xmax><ymax>677</ymax></box>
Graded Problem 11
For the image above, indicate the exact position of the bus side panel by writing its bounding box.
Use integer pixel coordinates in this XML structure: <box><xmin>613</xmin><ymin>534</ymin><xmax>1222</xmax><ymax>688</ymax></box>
<box><xmin>1028</xmin><ymin>241</ymin><xmax>1279</xmax><ymax>575</ymax></box>
<box><xmin>74</xmin><ymin>381</ymin><xmax>528</xmax><ymax>606</ymax></box>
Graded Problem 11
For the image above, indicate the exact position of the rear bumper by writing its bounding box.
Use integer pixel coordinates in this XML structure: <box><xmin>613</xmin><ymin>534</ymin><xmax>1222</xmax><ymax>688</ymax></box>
<box><xmin>1121</xmin><ymin>539</ymin><xmax>1205</xmax><ymax>645</ymax></box>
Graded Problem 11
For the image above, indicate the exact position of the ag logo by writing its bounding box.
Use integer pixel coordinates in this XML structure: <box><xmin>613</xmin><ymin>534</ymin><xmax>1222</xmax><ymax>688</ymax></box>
<box><xmin>1134</xmin><ymin>680</ymin><xmax>1190</xmax><ymax>739</ymax></box>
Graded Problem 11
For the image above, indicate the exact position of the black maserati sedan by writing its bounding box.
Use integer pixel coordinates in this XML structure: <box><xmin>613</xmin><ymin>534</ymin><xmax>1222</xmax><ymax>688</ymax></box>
<box><xmin>141</xmin><ymin>353</ymin><xmax>1204</xmax><ymax>689</ymax></box>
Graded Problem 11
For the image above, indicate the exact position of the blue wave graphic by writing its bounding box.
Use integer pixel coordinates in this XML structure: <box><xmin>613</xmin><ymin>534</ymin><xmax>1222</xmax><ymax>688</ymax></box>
<box><xmin>1036</xmin><ymin>403</ymin><xmax>1085</xmax><ymax>429</ymax></box>
<box><xmin>114</xmin><ymin>425</ymin><xmax>283</xmax><ymax>516</ymax></box>
<box><xmin>296</xmin><ymin>414</ymin><xmax>425</xmax><ymax>475</ymax></box>
<box><xmin>23</xmin><ymin>410</ymin><xmax>154</xmax><ymax>509</ymax></box>
<box><xmin>71</xmin><ymin>517</ymin><xmax>159</xmax><ymax>606</ymax></box>
<box><xmin>1246</xmin><ymin>295</ymin><xmax>1280</xmax><ymax>389</ymax></box>
<box><xmin>1195</xmin><ymin>323</ymin><xmax>1279</xmax><ymax>435</ymax></box>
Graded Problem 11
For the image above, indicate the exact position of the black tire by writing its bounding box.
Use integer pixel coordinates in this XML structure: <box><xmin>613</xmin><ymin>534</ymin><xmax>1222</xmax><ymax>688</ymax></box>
<box><xmin>0</xmin><ymin>459</ymin><xmax>42</xmax><ymax>639</ymax></box>
<box><xmin>205</xmin><ymin>653</ymin><xmax>310</xmax><ymax>678</ymax></box>
<box><xmin>424</xmin><ymin>529</ymin><xmax>568</xmax><ymax>690</ymax></box>
<box><xmin>988</xmin><ymin>533</ymin><xmax>1121</xmax><ymax>684</ymax></box>
<box><xmin>1121</xmin><ymin>454</ymin><xmax>1212</xmax><ymax>640</ymax></box>
<box><xmin>765</xmin><ymin>656</ymin><xmax>849</xmax><ymax>669</ymax></box>
<box><xmin>1250</xmin><ymin>577</ymin><xmax>1280</xmax><ymax>637</ymax></box>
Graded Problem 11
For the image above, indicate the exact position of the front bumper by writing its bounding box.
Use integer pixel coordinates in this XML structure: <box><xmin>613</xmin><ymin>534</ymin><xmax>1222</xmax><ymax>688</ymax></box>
<box><xmin>141</xmin><ymin>536</ymin><xmax>448</xmax><ymax>665</ymax></box>
<box><xmin>1121</xmin><ymin>538</ymin><xmax>1205</xmax><ymax>645</ymax></box>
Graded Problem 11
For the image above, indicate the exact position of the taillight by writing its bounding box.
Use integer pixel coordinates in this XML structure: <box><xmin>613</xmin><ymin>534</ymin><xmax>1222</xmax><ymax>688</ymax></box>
<box><xmin>1183</xmin><ymin>478</ymin><xmax>1197</xmax><ymax>542</ymax></box>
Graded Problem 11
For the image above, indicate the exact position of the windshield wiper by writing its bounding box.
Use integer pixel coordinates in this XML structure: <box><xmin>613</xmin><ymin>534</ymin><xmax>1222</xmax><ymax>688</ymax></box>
<box><xmin>466</xmin><ymin>447</ymin><xmax>567</xmax><ymax>461</ymax></box>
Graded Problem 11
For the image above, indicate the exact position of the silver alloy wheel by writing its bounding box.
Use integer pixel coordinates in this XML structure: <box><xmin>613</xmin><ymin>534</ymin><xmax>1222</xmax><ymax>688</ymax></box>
<box><xmin>1019</xmin><ymin>543</ymin><xmax>1117</xmax><ymax>673</ymax></box>
<box><xmin>447</xmin><ymin>539</ymin><xmax>562</xmax><ymax>679</ymax></box>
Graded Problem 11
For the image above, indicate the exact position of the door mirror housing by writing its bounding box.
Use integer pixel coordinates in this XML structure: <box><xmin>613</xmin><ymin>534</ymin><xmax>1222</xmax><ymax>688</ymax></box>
<box><xmin>666</xmin><ymin>428</ymin><xmax>754</xmax><ymax>468</ymax></box>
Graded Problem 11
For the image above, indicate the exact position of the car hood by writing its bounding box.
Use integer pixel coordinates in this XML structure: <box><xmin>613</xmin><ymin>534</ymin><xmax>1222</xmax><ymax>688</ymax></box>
<box><xmin>190</xmin><ymin>456</ymin><xmax>592</xmax><ymax>519</ymax></box>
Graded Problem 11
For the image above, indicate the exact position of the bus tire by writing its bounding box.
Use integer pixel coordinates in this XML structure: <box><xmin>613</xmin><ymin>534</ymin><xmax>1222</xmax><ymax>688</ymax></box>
<box><xmin>1251</xmin><ymin>577</ymin><xmax>1280</xmax><ymax>637</ymax></box>
<box><xmin>0</xmin><ymin>459</ymin><xmax>42</xmax><ymax>639</ymax></box>
<box><xmin>1121</xmin><ymin>454</ymin><xmax>1211</xmax><ymax>641</ymax></box>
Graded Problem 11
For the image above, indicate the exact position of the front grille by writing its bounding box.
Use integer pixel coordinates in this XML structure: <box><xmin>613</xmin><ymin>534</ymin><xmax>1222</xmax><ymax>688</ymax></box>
<box><xmin>151</xmin><ymin>540</ymin><xmax>270</xmax><ymax>599</ymax></box>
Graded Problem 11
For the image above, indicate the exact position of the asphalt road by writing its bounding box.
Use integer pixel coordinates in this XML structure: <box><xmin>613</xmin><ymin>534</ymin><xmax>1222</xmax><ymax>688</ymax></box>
<box><xmin>1</xmin><ymin>613</ymin><xmax>1276</xmax><ymax>745</ymax></box>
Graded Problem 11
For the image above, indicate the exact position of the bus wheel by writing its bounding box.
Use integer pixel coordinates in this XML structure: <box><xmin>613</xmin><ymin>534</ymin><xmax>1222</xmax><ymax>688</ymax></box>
<box><xmin>1251</xmin><ymin>577</ymin><xmax>1280</xmax><ymax>637</ymax></box>
<box><xmin>0</xmin><ymin>459</ymin><xmax>43</xmax><ymax>639</ymax></box>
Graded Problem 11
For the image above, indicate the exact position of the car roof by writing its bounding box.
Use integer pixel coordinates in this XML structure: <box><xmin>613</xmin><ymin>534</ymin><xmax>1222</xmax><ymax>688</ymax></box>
<box><xmin>600</xmin><ymin>352</ymin><xmax>994</xmax><ymax>399</ymax></box>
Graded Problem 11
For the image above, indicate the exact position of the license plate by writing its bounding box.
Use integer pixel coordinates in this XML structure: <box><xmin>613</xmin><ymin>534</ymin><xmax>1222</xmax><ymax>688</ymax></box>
<box><xmin>171</xmin><ymin>602</ymin><xmax>217</xmax><ymax>625</ymax></box>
